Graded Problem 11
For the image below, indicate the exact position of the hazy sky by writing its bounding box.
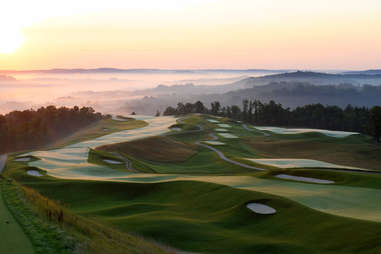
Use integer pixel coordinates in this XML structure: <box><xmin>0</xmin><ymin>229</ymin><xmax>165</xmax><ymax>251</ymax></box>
<box><xmin>1</xmin><ymin>0</ymin><xmax>380</xmax><ymax>70</ymax></box>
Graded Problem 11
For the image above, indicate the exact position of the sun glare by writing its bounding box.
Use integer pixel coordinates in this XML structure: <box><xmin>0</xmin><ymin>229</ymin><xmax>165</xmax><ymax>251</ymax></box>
<box><xmin>0</xmin><ymin>30</ymin><xmax>24</xmax><ymax>54</ymax></box>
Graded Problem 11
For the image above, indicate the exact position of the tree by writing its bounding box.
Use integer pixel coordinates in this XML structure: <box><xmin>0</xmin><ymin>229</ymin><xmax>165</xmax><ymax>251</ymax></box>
<box><xmin>163</xmin><ymin>106</ymin><xmax>177</xmax><ymax>116</ymax></box>
<box><xmin>155</xmin><ymin>110</ymin><xmax>161</xmax><ymax>117</ymax></box>
<box><xmin>194</xmin><ymin>101</ymin><xmax>206</xmax><ymax>113</ymax></box>
<box><xmin>210</xmin><ymin>101</ymin><xmax>221</xmax><ymax>115</ymax></box>
<box><xmin>369</xmin><ymin>106</ymin><xmax>381</xmax><ymax>146</ymax></box>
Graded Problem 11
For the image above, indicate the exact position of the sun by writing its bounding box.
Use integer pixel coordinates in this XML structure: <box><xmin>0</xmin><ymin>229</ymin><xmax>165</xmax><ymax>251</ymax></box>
<box><xmin>0</xmin><ymin>30</ymin><xmax>24</xmax><ymax>54</ymax></box>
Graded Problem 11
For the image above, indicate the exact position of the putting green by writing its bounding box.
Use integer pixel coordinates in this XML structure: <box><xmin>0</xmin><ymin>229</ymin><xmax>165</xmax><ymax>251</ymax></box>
<box><xmin>0</xmin><ymin>187</ymin><xmax>33</xmax><ymax>254</ymax></box>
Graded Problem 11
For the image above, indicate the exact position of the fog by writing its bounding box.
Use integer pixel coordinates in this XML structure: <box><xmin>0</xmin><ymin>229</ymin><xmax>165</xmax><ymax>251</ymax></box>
<box><xmin>0</xmin><ymin>71</ymin><xmax>274</xmax><ymax>114</ymax></box>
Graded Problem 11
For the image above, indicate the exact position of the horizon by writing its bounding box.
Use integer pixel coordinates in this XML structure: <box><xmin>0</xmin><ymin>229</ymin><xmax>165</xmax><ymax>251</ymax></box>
<box><xmin>0</xmin><ymin>67</ymin><xmax>380</xmax><ymax>72</ymax></box>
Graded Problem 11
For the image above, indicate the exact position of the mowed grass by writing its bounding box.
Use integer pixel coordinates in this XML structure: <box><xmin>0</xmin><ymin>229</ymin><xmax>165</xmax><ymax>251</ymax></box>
<box><xmin>99</xmin><ymin>136</ymin><xmax>198</xmax><ymax>163</ymax></box>
<box><xmin>21</xmin><ymin>179</ymin><xmax>381</xmax><ymax>254</ymax></box>
<box><xmin>261</xmin><ymin>168</ymin><xmax>381</xmax><ymax>189</ymax></box>
<box><xmin>49</xmin><ymin>118</ymin><xmax>148</xmax><ymax>148</ymax></box>
<box><xmin>244</xmin><ymin>133</ymin><xmax>381</xmax><ymax>171</ymax></box>
<box><xmin>0</xmin><ymin>181</ymin><xmax>34</xmax><ymax>254</ymax></box>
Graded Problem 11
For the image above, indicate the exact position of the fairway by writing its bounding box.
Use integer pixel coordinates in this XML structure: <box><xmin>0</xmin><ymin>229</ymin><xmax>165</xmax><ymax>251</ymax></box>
<box><xmin>6</xmin><ymin>114</ymin><xmax>381</xmax><ymax>253</ymax></box>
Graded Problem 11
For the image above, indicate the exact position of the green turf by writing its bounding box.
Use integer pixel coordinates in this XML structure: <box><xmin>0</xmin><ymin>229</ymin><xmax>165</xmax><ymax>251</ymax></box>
<box><xmin>20</xmin><ymin>179</ymin><xmax>381</xmax><ymax>254</ymax></box>
<box><xmin>50</xmin><ymin>118</ymin><xmax>148</xmax><ymax>149</ymax></box>
<box><xmin>5</xmin><ymin>113</ymin><xmax>381</xmax><ymax>254</ymax></box>
<box><xmin>0</xmin><ymin>182</ymin><xmax>34</xmax><ymax>254</ymax></box>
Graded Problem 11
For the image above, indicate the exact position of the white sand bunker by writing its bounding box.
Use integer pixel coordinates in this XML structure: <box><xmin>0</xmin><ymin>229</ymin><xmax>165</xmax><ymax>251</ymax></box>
<box><xmin>27</xmin><ymin>170</ymin><xmax>43</xmax><ymax>177</ymax></box>
<box><xmin>207</xmin><ymin>119</ymin><xmax>220</xmax><ymax>123</ymax></box>
<box><xmin>254</xmin><ymin>126</ymin><xmax>358</xmax><ymax>138</ymax></box>
<box><xmin>217</xmin><ymin>124</ymin><xmax>231</xmax><ymax>128</ymax></box>
<box><xmin>112</xmin><ymin>115</ymin><xmax>129</xmax><ymax>121</ymax></box>
<box><xmin>275</xmin><ymin>174</ymin><xmax>334</xmax><ymax>184</ymax></box>
<box><xmin>246</xmin><ymin>158</ymin><xmax>363</xmax><ymax>170</ymax></box>
<box><xmin>103</xmin><ymin>159</ymin><xmax>123</xmax><ymax>164</ymax></box>
<box><xmin>218</xmin><ymin>133</ymin><xmax>238</xmax><ymax>139</ymax></box>
<box><xmin>15</xmin><ymin>157</ymin><xmax>31</xmax><ymax>162</ymax></box>
<box><xmin>215</xmin><ymin>128</ymin><xmax>228</xmax><ymax>132</ymax></box>
<box><xmin>247</xmin><ymin>203</ymin><xmax>276</xmax><ymax>214</ymax></box>
<box><xmin>202</xmin><ymin>141</ymin><xmax>225</xmax><ymax>145</ymax></box>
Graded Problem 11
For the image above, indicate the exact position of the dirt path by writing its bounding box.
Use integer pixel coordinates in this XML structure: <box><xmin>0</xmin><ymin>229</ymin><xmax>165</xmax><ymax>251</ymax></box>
<box><xmin>195</xmin><ymin>141</ymin><xmax>264</xmax><ymax>171</ymax></box>
<box><xmin>0</xmin><ymin>154</ymin><xmax>34</xmax><ymax>254</ymax></box>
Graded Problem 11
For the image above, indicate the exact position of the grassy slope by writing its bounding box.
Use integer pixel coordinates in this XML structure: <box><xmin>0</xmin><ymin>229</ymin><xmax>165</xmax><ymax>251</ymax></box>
<box><xmin>0</xmin><ymin>180</ymin><xmax>34</xmax><ymax>254</ymax></box>
<box><xmin>2</xmin><ymin>117</ymin><xmax>177</xmax><ymax>254</ymax></box>
<box><xmin>20</xmin><ymin>178</ymin><xmax>381</xmax><ymax>254</ymax></box>
<box><xmin>93</xmin><ymin>115</ymin><xmax>259</xmax><ymax>175</ymax></box>
<box><xmin>49</xmin><ymin>118</ymin><xmax>148</xmax><ymax>149</ymax></box>
<box><xmin>99</xmin><ymin>136</ymin><xmax>198</xmax><ymax>163</ymax></box>
<box><xmin>244</xmin><ymin>131</ymin><xmax>381</xmax><ymax>170</ymax></box>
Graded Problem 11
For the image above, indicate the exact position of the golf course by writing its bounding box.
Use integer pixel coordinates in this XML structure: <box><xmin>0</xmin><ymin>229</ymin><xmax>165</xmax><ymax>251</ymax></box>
<box><xmin>2</xmin><ymin>114</ymin><xmax>381</xmax><ymax>254</ymax></box>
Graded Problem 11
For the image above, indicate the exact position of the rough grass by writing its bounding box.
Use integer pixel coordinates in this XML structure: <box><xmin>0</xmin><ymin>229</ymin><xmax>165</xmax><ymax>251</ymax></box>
<box><xmin>20</xmin><ymin>179</ymin><xmax>381</xmax><ymax>254</ymax></box>
<box><xmin>1</xmin><ymin>179</ymin><xmax>76</xmax><ymax>254</ymax></box>
<box><xmin>50</xmin><ymin>118</ymin><xmax>148</xmax><ymax>149</ymax></box>
<box><xmin>244</xmin><ymin>134</ymin><xmax>381</xmax><ymax>171</ymax></box>
<box><xmin>99</xmin><ymin>136</ymin><xmax>197</xmax><ymax>163</ymax></box>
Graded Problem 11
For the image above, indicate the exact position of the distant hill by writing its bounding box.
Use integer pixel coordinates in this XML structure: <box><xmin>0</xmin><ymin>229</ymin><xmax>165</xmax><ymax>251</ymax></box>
<box><xmin>342</xmin><ymin>69</ymin><xmax>381</xmax><ymax>75</ymax></box>
<box><xmin>0</xmin><ymin>68</ymin><xmax>289</xmax><ymax>74</ymax></box>
<box><xmin>258</xmin><ymin>70</ymin><xmax>381</xmax><ymax>79</ymax></box>
<box><xmin>123</xmin><ymin>80</ymin><xmax>381</xmax><ymax>115</ymax></box>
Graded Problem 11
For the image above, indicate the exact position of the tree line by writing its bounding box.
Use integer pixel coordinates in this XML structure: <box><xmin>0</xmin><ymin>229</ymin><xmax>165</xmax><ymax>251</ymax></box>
<box><xmin>0</xmin><ymin>106</ymin><xmax>103</xmax><ymax>153</ymax></box>
<box><xmin>163</xmin><ymin>100</ymin><xmax>381</xmax><ymax>144</ymax></box>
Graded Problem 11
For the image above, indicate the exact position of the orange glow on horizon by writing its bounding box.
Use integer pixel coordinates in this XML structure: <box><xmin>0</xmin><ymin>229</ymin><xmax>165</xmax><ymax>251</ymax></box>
<box><xmin>0</xmin><ymin>0</ymin><xmax>381</xmax><ymax>70</ymax></box>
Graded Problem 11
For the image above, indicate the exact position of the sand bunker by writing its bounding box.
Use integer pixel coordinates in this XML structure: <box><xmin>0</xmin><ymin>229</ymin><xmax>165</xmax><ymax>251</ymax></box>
<box><xmin>202</xmin><ymin>141</ymin><xmax>225</xmax><ymax>145</ymax></box>
<box><xmin>207</xmin><ymin>119</ymin><xmax>220</xmax><ymax>123</ymax></box>
<box><xmin>27</xmin><ymin>170</ymin><xmax>43</xmax><ymax>177</ymax></box>
<box><xmin>275</xmin><ymin>174</ymin><xmax>334</xmax><ymax>184</ymax></box>
<box><xmin>15</xmin><ymin>157</ymin><xmax>31</xmax><ymax>162</ymax></box>
<box><xmin>217</xmin><ymin>124</ymin><xmax>231</xmax><ymax>128</ymax></box>
<box><xmin>103</xmin><ymin>159</ymin><xmax>123</xmax><ymax>165</ymax></box>
<box><xmin>254</xmin><ymin>126</ymin><xmax>358</xmax><ymax>138</ymax></box>
<box><xmin>215</xmin><ymin>128</ymin><xmax>228</xmax><ymax>132</ymax></box>
<box><xmin>246</xmin><ymin>203</ymin><xmax>276</xmax><ymax>214</ymax></box>
<box><xmin>112</xmin><ymin>115</ymin><xmax>129</xmax><ymax>121</ymax></box>
<box><xmin>218</xmin><ymin>133</ymin><xmax>238</xmax><ymax>139</ymax></box>
<box><xmin>246</xmin><ymin>158</ymin><xmax>364</xmax><ymax>170</ymax></box>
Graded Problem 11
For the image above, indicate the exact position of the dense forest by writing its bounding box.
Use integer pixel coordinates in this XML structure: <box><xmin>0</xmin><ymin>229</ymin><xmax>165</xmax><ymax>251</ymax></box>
<box><xmin>0</xmin><ymin>106</ymin><xmax>103</xmax><ymax>153</ymax></box>
<box><xmin>163</xmin><ymin>100</ymin><xmax>381</xmax><ymax>143</ymax></box>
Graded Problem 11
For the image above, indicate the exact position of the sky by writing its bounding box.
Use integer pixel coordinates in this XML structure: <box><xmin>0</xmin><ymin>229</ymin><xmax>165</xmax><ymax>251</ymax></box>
<box><xmin>0</xmin><ymin>0</ymin><xmax>381</xmax><ymax>70</ymax></box>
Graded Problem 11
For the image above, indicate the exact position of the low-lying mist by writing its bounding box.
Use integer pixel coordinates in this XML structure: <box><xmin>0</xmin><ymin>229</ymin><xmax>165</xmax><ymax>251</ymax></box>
<box><xmin>0</xmin><ymin>71</ymin><xmax>267</xmax><ymax>114</ymax></box>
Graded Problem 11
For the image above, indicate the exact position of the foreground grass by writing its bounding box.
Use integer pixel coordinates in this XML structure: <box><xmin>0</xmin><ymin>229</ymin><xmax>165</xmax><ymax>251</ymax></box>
<box><xmin>1</xmin><ymin>179</ymin><xmax>76</xmax><ymax>254</ymax></box>
<box><xmin>2</xmin><ymin>174</ymin><xmax>175</xmax><ymax>254</ymax></box>
<box><xmin>19</xmin><ymin>178</ymin><xmax>381</xmax><ymax>254</ymax></box>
